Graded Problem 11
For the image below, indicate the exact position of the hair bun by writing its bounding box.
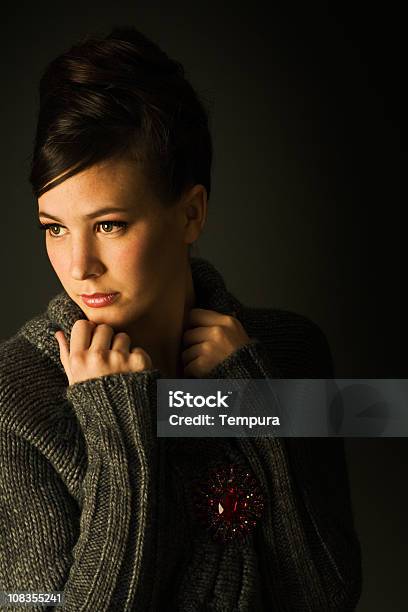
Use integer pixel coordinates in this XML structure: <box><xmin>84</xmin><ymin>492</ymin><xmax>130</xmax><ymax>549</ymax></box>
<box><xmin>104</xmin><ymin>26</ymin><xmax>183</xmax><ymax>77</ymax></box>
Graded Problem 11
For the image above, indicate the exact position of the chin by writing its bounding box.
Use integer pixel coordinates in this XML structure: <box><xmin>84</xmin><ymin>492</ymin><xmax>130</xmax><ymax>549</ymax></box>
<box><xmin>87</xmin><ymin>307</ymin><xmax>136</xmax><ymax>329</ymax></box>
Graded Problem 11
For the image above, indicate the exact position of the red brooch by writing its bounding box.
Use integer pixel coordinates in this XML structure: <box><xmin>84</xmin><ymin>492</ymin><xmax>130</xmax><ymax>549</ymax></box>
<box><xmin>192</xmin><ymin>463</ymin><xmax>265</xmax><ymax>543</ymax></box>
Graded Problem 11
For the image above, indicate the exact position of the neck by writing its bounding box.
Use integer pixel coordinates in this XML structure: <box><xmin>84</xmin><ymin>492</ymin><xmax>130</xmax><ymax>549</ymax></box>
<box><xmin>124</xmin><ymin>259</ymin><xmax>196</xmax><ymax>378</ymax></box>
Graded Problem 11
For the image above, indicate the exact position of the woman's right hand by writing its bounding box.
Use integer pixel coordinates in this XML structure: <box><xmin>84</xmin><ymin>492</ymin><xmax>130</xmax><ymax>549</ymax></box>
<box><xmin>54</xmin><ymin>320</ymin><xmax>153</xmax><ymax>386</ymax></box>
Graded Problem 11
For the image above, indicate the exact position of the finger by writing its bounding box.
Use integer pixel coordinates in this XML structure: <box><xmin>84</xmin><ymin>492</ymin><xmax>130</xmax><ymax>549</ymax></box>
<box><xmin>183</xmin><ymin>357</ymin><xmax>200</xmax><ymax>378</ymax></box>
<box><xmin>131</xmin><ymin>347</ymin><xmax>152</xmax><ymax>370</ymax></box>
<box><xmin>89</xmin><ymin>324</ymin><xmax>115</xmax><ymax>351</ymax></box>
<box><xmin>111</xmin><ymin>332</ymin><xmax>131</xmax><ymax>353</ymax></box>
<box><xmin>183</xmin><ymin>326</ymin><xmax>210</xmax><ymax>347</ymax></box>
<box><xmin>70</xmin><ymin>320</ymin><xmax>97</xmax><ymax>352</ymax></box>
<box><xmin>181</xmin><ymin>343</ymin><xmax>203</xmax><ymax>365</ymax></box>
<box><xmin>188</xmin><ymin>308</ymin><xmax>229</xmax><ymax>327</ymax></box>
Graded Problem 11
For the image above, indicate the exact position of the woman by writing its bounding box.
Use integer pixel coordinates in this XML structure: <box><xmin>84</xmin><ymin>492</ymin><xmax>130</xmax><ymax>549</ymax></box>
<box><xmin>0</xmin><ymin>26</ymin><xmax>362</xmax><ymax>611</ymax></box>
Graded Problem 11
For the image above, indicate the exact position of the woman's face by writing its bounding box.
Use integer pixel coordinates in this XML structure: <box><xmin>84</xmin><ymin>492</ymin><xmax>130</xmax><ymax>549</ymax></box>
<box><xmin>38</xmin><ymin>157</ymin><xmax>201</xmax><ymax>329</ymax></box>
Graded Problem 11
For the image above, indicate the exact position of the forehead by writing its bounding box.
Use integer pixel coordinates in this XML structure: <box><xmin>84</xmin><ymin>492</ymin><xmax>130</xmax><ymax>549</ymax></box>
<box><xmin>38</xmin><ymin>157</ymin><xmax>150</xmax><ymax>211</ymax></box>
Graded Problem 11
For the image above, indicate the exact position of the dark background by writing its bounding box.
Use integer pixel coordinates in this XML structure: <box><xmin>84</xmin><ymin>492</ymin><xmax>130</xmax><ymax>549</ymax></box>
<box><xmin>1</xmin><ymin>3</ymin><xmax>406</xmax><ymax>610</ymax></box>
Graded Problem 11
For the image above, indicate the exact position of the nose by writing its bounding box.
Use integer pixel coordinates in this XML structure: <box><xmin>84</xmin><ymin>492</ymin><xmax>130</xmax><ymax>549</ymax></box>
<box><xmin>69</xmin><ymin>236</ymin><xmax>105</xmax><ymax>281</ymax></box>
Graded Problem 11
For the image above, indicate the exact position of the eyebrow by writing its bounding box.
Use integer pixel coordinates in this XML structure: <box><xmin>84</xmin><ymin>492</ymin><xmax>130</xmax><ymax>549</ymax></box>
<box><xmin>38</xmin><ymin>206</ymin><xmax>130</xmax><ymax>222</ymax></box>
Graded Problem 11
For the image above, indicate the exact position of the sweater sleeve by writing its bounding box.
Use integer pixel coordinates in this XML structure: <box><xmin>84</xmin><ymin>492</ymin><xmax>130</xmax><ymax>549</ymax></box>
<box><xmin>0</xmin><ymin>368</ymin><xmax>161</xmax><ymax>612</ymax></box>
<box><xmin>204</xmin><ymin>328</ymin><xmax>363</xmax><ymax>611</ymax></box>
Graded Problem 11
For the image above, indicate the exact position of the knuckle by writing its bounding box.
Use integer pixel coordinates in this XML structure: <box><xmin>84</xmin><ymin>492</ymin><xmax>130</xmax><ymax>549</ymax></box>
<box><xmin>115</xmin><ymin>332</ymin><xmax>130</xmax><ymax>340</ymax></box>
<box><xmin>70</xmin><ymin>350</ymin><xmax>85</xmax><ymax>365</ymax></box>
<box><xmin>69</xmin><ymin>352</ymin><xmax>85</xmax><ymax>378</ymax></box>
<box><xmin>130</xmin><ymin>349</ymin><xmax>150</xmax><ymax>371</ymax></box>
<box><xmin>202</xmin><ymin>341</ymin><xmax>212</xmax><ymax>354</ymax></box>
<box><xmin>110</xmin><ymin>350</ymin><xmax>126</xmax><ymax>366</ymax></box>
<box><xmin>98</xmin><ymin>323</ymin><xmax>113</xmax><ymax>332</ymax></box>
<box><xmin>211</xmin><ymin>326</ymin><xmax>223</xmax><ymax>340</ymax></box>
<box><xmin>130</xmin><ymin>354</ymin><xmax>143</xmax><ymax>370</ymax></box>
<box><xmin>89</xmin><ymin>349</ymin><xmax>107</xmax><ymax>363</ymax></box>
<box><xmin>72</xmin><ymin>320</ymin><xmax>86</xmax><ymax>331</ymax></box>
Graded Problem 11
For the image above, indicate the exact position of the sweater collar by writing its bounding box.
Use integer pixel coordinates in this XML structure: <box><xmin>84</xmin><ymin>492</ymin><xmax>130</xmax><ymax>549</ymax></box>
<box><xmin>19</xmin><ymin>257</ymin><xmax>243</xmax><ymax>373</ymax></box>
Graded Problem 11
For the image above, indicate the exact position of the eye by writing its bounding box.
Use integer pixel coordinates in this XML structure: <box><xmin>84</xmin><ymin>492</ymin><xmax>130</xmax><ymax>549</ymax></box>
<box><xmin>98</xmin><ymin>221</ymin><xmax>128</xmax><ymax>234</ymax></box>
<box><xmin>37</xmin><ymin>222</ymin><xmax>65</xmax><ymax>237</ymax></box>
<box><xmin>37</xmin><ymin>220</ymin><xmax>128</xmax><ymax>237</ymax></box>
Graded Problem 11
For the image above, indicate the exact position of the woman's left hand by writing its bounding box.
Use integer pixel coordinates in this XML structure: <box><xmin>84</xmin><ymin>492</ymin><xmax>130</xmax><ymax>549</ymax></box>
<box><xmin>182</xmin><ymin>308</ymin><xmax>252</xmax><ymax>377</ymax></box>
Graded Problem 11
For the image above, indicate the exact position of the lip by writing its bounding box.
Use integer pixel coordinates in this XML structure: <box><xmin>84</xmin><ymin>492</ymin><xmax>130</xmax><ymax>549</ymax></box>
<box><xmin>80</xmin><ymin>292</ymin><xmax>119</xmax><ymax>308</ymax></box>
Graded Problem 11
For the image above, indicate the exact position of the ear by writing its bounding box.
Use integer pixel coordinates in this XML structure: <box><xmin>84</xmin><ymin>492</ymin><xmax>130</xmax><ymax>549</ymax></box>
<box><xmin>181</xmin><ymin>184</ymin><xmax>208</xmax><ymax>246</ymax></box>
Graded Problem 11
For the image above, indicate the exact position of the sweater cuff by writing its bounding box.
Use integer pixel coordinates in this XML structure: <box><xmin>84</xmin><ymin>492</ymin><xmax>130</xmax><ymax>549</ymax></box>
<box><xmin>65</xmin><ymin>369</ymin><xmax>161</xmax><ymax>448</ymax></box>
<box><xmin>205</xmin><ymin>339</ymin><xmax>283</xmax><ymax>380</ymax></box>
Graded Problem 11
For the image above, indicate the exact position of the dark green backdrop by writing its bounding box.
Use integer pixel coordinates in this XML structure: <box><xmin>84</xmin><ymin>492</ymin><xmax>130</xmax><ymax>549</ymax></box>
<box><xmin>1</xmin><ymin>4</ymin><xmax>405</xmax><ymax>610</ymax></box>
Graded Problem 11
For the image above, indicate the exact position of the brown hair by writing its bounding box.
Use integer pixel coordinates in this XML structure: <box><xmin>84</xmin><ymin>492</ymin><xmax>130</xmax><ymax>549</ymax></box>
<box><xmin>29</xmin><ymin>25</ymin><xmax>213</xmax><ymax>217</ymax></box>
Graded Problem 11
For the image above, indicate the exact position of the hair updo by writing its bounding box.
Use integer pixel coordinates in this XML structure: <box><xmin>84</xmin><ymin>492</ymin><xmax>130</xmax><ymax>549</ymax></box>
<box><xmin>29</xmin><ymin>25</ymin><xmax>213</xmax><ymax>216</ymax></box>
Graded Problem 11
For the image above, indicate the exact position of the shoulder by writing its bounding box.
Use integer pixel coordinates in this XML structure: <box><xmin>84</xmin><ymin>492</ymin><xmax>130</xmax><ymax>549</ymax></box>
<box><xmin>239</xmin><ymin>305</ymin><xmax>335</xmax><ymax>377</ymax></box>
<box><xmin>0</xmin><ymin>328</ymin><xmax>66</xmax><ymax>432</ymax></box>
<box><xmin>0</xmin><ymin>332</ymin><xmax>40</xmax><ymax>388</ymax></box>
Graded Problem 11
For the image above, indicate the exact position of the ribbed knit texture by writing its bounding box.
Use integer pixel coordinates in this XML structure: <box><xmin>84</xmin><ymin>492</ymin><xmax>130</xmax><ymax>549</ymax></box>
<box><xmin>0</xmin><ymin>257</ymin><xmax>362</xmax><ymax>611</ymax></box>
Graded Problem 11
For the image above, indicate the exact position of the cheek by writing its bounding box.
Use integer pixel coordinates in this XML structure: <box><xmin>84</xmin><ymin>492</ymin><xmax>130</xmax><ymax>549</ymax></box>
<box><xmin>112</xmin><ymin>231</ymin><xmax>157</xmax><ymax>275</ymax></box>
<box><xmin>116</xmin><ymin>221</ymin><xmax>175</xmax><ymax>269</ymax></box>
<box><xmin>46</xmin><ymin>243</ymin><xmax>67</xmax><ymax>278</ymax></box>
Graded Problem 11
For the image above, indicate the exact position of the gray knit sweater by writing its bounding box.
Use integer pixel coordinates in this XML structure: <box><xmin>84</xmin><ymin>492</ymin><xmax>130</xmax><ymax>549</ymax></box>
<box><xmin>0</xmin><ymin>257</ymin><xmax>362</xmax><ymax>611</ymax></box>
